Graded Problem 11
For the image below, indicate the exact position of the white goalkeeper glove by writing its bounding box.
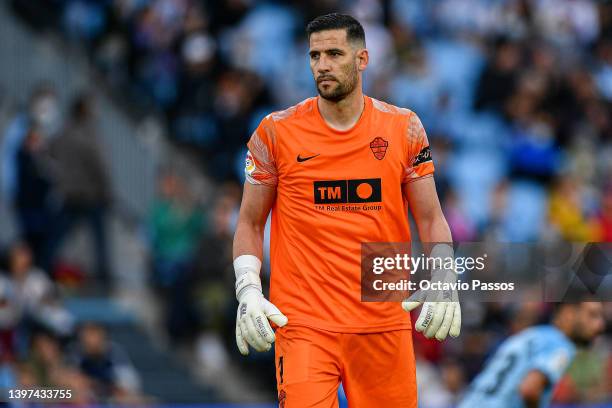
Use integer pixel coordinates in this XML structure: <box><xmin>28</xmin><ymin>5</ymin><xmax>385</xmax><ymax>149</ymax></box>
<box><xmin>402</xmin><ymin>245</ymin><xmax>461</xmax><ymax>341</ymax></box>
<box><xmin>402</xmin><ymin>296</ymin><xmax>461</xmax><ymax>341</ymax></box>
<box><xmin>234</xmin><ymin>255</ymin><xmax>288</xmax><ymax>355</ymax></box>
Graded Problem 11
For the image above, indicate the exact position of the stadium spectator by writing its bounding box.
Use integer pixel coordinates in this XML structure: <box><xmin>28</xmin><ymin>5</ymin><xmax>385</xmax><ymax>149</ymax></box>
<box><xmin>196</xmin><ymin>183</ymin><xmax>238</xmax><ymax>287</ymax></box>
<box><xmin>474</xmin><ymin>38</ymin><xmax>521</xmax><ymax>114</ymax></box>
<box><xmin>548</xmin><ymin>177</ymin><xmax>601</xmax><ymax>241</ymax></box>
<box><xmin>69</xmin><ymin>322</ymin><xmax>142</xmax><ymax>402</ymax></box>
<box><xmin>43</xmin><ymin>93</ymin><xmax>113</xmax><ymax>288</ymax></box>
<box><xmin>1</xmin><ymin>83</ymin><xmax>60</xmax><ymax>208</ymax></box>
<box><xmin>24</xmin><ymin>332</ymin><xmax>64</xmax><ymax>387</ymax></box>
<box><xmin>8</xmin><ymin>243</ymin><xmax>74</xmax><ymax>338</ymax></box>
<box><xmin>193</xmin><ymin>183</ymin><xmax>240</xmax><ymax>369</ymax></box>
<box><xmin>14</xmin><ymin>127</ymin><xmax>54</xmax><ymax>263</ymax></box>
<box><xmin>148</xmin><ymin>169</ymin><xmax>204</xmax><ymax>343</ymax></box>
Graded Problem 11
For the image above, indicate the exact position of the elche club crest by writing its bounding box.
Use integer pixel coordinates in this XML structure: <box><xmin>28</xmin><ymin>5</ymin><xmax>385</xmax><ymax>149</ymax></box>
<box><xmin>370</xmin><ymin>137</ymin><xmax>389</xmax><ymax>160</ymax></box>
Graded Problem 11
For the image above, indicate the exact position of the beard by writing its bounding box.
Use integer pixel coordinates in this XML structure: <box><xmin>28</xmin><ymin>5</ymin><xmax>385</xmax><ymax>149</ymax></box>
<box><xmin>572</xmin><ymin>336</ymin><xmax>594</xmax><ymax>348</ymax></box>
<box><xmin>570</xmin><ymin>326</ymin><xmax>596</xmax><ymax>347</ymax></box>
<box><xmin>316</xmin><ymin>65</ymin><xmax>359</xmax><ymax>102</ymax></box>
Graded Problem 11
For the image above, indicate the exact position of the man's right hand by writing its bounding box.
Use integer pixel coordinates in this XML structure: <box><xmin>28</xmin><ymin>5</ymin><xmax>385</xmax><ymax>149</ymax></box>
<box><xmin>235</xmin><ymin>289</ymin><xmax>288</xmax><ymax>355</ymax></box>
<box><xmin>234</xmin><ymin>254</ymin><xmax>287</xmax><ymax>355</ymax></box>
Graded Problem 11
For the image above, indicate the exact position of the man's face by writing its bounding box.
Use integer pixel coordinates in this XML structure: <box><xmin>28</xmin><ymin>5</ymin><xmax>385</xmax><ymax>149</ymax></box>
<box><xmin>80</xmin><ymin>325</ymin><xmax>108</xmax><ymax>356</ymax></box>
<box><xmin>309</xmin><ymin>29</ymin><xmax>364</xmax><ymax>102</ymax></box>
<box><xmin>570</xmin><ymin>302</ymin><xmax>605</xmax><ymax>347</ymax></box>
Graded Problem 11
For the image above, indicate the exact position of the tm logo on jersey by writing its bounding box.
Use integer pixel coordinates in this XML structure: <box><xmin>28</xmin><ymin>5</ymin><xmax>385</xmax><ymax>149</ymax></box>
<box><xmin>314</xmin><ymin>178</ymin><xmax>382</xmax><ymax>204</ymax></box>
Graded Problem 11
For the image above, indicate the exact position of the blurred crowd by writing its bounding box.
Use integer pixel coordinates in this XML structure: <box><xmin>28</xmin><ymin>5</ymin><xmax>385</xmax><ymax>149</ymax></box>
<box><xmin>0</xmin><ymin>82</ymin><xmax>238</xmax><ymax>400</ymax></box>
<box><xmin>0</xmin><ymin>78</ymin><xmax>145</xmax><ymax>403</ymax></box>
<box><xmin>1</xmin><ymin>87</ymin><xmax>113</xmax><ymax>289</ymax></box>
<box><xmin>11</xmin><ymin>0</ymin><xmax>611</xmax><ymax>241</ymax></box>
<box><xmin>0</xmin><ymin>244</ymin><xmax>143</xmax><ymax>404</ymax></box>
<box><xmin>5</xmin><ymin>0</ymin><xmax>612</xmax><ymax>406</ymax></box>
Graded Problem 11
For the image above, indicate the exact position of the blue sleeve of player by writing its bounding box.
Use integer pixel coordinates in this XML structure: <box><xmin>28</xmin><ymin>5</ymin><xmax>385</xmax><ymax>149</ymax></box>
<box><xmin>530</xmin><ymin>337</ymin><xmax>574</xmax><ymax>385</ymax></box>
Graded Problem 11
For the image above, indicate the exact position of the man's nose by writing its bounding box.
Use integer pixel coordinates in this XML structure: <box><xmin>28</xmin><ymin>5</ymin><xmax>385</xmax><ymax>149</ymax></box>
<box><xmin>317</xmin><ymin>55</ymin><xmax>331</xmax><ymax>73</ymax></box>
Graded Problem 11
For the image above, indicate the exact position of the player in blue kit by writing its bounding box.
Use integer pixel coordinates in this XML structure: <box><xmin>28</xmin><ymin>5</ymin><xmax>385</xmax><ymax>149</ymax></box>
<box><xmin>459</xmin><ymin>302</ymin><xmax>605</xmax><ymax>408</ymax></box>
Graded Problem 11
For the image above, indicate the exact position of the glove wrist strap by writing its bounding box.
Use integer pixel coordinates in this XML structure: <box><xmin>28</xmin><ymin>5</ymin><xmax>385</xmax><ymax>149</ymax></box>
<box><xmin>234</xmin><ymin>255</ymin><xmax>263</xmax><ymax>301</ymax></box>
<box><xmin>235</xmin><ymin>271</ymin><xmax>262</xmax><ymax>301</ymax></box>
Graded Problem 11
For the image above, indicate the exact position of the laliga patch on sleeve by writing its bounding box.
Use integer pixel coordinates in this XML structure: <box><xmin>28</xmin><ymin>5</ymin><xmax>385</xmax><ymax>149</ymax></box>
<box><xmin>547</xmin><ymin>349</ymin><xmax>570</xmax><ymax>375</ymax></box>
<box><xmin>245</xmin><ymin>150</ymin><xmax>256</xmax><ymax>175</ymax></box>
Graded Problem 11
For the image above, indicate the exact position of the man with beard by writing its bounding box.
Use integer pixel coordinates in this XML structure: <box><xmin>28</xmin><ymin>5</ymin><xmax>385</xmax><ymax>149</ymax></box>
<box><xmin>459</xmin><ymin>302</ymin><xmax>605</xmax><ymax>408</ymax></box>
<box><xmin>232</xmin><ymin>14</ymin><xmax>460</xmax><ymax>407</ymax></box>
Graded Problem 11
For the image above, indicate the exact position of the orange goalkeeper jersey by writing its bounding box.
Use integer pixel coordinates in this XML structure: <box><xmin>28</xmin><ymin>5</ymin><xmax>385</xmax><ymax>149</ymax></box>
<box><xmin>245</xmin><ymin>96</ymin><xmax>434</xmax><ymax>333</ymax></box>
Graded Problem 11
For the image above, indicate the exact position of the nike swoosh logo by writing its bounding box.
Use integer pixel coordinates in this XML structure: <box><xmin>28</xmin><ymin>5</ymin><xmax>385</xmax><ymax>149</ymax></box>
<box><xmin>297</xmin><ymin>154</ymin><xmax>320</xmax><ymax>163</ymax></box>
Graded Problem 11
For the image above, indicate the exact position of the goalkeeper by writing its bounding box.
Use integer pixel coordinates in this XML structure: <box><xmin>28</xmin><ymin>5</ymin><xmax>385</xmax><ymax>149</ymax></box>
<box><xmin>233</xmin><ymin>13</ymin><xmax>460</xmax><ymax>408</ymax></box>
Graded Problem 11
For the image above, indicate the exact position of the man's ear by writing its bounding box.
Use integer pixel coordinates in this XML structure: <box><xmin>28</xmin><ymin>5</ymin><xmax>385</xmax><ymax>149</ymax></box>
<box><xmin>356</xmin><ymin>48</ymin><xmax>369</xmax><ymax>72</ymax></box>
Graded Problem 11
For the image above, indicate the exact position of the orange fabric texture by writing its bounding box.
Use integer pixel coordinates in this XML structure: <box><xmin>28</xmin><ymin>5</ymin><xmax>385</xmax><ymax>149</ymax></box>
<box><xmin>246</xmin><ymin>96</ymin><xmax>434</xmax><ymax>333</ymax></box>
<box><xmin>275</xmin><ymin>325</ymin><xmax>417</xmax><ymax>408</ymax></box>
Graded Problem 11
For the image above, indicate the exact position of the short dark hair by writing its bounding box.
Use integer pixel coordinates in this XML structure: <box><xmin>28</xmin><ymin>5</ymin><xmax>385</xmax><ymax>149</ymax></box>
<box><xmin>306</xmin><ymin>13</ymin><xmax>365</xmax><ymax>47</ymax></box>
<box><xmin>551</xmin><ymin>300</ymin><xmax>592</xmax><ymax>317</ymax></box>
<box><xmin>552</xmin><ymin>302</ymin><xmax>570</xmax><ymax>316</ymax></box>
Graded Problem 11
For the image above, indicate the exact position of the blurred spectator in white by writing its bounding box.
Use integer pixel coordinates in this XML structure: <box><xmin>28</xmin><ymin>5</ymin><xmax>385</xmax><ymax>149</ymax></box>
<box><xmin>9</xmin><ymin>243</ymin><xmax>74</xmax><ymax>338</ymax></box>
<box><xmin>1</xmin><ymin>84</ymin><xmax>60</xmax><ymax>208</ymax></box>
<box><xmin>44</xmin><ymin>93</ymin><xmax>113</xmax><ymax>289</ymax></box>
<box><xmin>533</xmin><ymin>0</ymin><xmax>600</xmax><ymax>46</ymax></box>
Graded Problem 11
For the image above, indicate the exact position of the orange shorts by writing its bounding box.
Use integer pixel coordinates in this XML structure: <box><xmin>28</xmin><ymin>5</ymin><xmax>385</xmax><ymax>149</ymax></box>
<box><xmin>274</xmin><ymin>325</ymin><xmax>417</xmax><ymax>408</ymax></box>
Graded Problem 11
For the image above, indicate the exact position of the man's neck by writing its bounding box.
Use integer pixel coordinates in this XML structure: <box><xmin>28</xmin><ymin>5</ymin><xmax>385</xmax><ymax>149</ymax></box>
<box><xmin>318</xmin><ymin>89</ymin><xmax>365</xmax><ymax>131</ymax></box>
